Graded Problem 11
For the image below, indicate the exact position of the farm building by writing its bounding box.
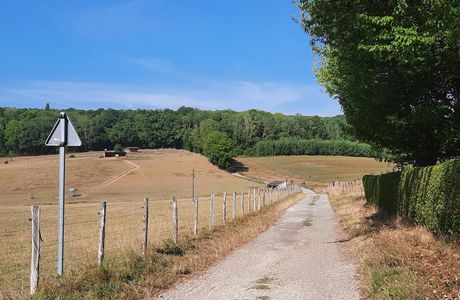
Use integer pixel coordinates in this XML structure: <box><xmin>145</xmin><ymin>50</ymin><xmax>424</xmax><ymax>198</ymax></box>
<box><xmin>125</xmin><ymin>147</ymin><xmax>139</xmax><ymax>153</ymax></box>
<box><xmin>103</xmin><ymin>151</ymin><xmax>127</xmax><ymax>158</ymax></box>
<box><xmin>267</xmin><ymin>180</ymin><xmax>287</xmax><ymax>190</ymax></box>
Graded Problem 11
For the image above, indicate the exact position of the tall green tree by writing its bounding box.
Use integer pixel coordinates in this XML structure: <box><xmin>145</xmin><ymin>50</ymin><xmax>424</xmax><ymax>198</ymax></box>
<box><xmin>202</xmin><ymin>130</ymin><xmax>236</xmax><ymax>169</ymax></box>
<box><xmin>297</xmin><ymin>0</ymin><xmax>460</xmax><ymax>166</ymax></box>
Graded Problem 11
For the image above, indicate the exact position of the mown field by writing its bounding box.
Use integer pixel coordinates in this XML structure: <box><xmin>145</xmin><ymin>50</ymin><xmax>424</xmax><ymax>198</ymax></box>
<box><xmin>0</xmin><ymin>149</ymin><xmax>262</xmax><ymax>297</ymax></box>
<box><xmin>236</xmin><ymin>155</ymin><xmax>394</xmax><ymax>190</ymax></box>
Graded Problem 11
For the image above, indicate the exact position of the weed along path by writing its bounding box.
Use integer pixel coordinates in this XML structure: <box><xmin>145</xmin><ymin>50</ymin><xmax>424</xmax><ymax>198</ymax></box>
<box><xmin>157</xmin><ymin>190</ymin><xmax>359</xmax><ymax>300</ymax></box>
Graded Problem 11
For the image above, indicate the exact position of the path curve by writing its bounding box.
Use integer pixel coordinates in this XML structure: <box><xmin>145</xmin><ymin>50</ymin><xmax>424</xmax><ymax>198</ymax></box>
<box><xmin>91</xmin><ymin>160</ymin><xmax>139</xmax><ymax>192</ymax></box>
<box><xmin>157</xmin><ymin>190</ymin><xmax>359</xmax><ymax>300</ymax></box>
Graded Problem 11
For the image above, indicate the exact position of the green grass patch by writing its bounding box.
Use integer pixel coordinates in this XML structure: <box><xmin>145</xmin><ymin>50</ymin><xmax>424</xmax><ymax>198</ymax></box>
<box><xmin>156</xmin><ymin>239</ymin><xmax>192</xmax><ymax>256</ymax></box>
<box><xmin>251</xmin><ymin>284</ymin><xmax>270</xmax><ymax>290</ymax></box>
<box><xmin>367</xmin><ymin>266</ymin><xmax>420</xmax><ymax>300</ymax></box>
<box><xmin>303</xmin><ymin>218</ymin><xmax>313</xmax><ymax>227</ymax></box>
<box><xmin>255</xmin><ymin>276</ymin><xmax>273</xmax><ymax>285</ymax></box>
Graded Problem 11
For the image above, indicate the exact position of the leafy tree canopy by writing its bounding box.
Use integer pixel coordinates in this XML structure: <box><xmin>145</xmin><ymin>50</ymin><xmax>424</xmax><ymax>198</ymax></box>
<box><xmin>0</xmin><ymin>107</ymin><xmax>380</xmax><ymax>167</ymax></box>
<box><xmin>297</xmin><ymin>0</ymin><xmax>460</xmax><ymax>166</ymax></box>
<box><xmin>201</xmin><ymin>130</ymin><xmax>236</xmax><ymax>169</ymax></box>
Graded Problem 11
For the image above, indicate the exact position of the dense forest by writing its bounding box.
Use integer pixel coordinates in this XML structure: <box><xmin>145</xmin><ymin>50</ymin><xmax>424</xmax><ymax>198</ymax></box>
<box><xmin>0</xmin><ymin>106</ymin><xmax>382</xmax><ymax>168</ymax></box>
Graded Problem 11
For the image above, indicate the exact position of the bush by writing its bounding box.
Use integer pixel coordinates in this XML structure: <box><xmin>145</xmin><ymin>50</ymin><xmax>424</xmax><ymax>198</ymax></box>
<box><xmin>363</xmin><ymin>159</ymin><xmax>460</xmax><ymax>239</ymax></box>
<box><xmin>363</xmin><ymin>172</ymin><xmax>401</xmax><ymax>214</ymax></box>
<box><xmin>114</xmin><ymin>144</ymin><xmax>123</xmax><ymax>152</ymax></box>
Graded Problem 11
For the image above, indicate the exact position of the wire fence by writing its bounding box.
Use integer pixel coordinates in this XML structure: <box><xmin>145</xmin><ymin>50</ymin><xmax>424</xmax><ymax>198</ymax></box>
<box><xmin>327</xmin><ymin>179</ymin><xmax>364</xmax><ymax>197</ymax></box>
<box><xmin>0</xmin><ymin>185</ymin><xmax>301</xmax><ymax>298</ymax></box>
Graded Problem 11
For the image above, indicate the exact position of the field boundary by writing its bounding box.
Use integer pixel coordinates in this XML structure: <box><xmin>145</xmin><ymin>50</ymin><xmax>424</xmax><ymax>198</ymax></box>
<box><xmin>1</xmin><ymin>184</ymin><xmax>301</xmax><ymax>298</ymax></box>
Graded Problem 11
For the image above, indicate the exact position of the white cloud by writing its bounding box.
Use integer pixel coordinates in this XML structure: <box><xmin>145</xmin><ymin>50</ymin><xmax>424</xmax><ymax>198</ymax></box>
<box><xmin>0</xmin><ymin>79</ymin><xmax>340</xmax><ymax>115</ymax></box>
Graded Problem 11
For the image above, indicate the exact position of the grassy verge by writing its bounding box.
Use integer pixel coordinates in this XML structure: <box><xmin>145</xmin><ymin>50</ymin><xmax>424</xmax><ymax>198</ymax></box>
<box><xmin>34</xmin><ymin>192</ymin><xmax>305</xmax><ymax>299</ymax></box>
<box><xmin>327</xmin><ymin>187</ymin><xmax>460</xmax><ymax>299</ymax></box>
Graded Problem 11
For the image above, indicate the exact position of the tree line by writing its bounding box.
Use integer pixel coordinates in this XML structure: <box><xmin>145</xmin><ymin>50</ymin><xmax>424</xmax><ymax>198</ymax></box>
<box><xmin>0</xmin><ymin>106</ymin><xmax>378</xmax><ymax>168</ymax></box>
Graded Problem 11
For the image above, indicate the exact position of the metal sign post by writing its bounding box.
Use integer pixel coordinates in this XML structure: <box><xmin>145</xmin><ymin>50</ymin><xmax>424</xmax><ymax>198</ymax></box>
<box><xmin>45</xmin><ymin>112</ymin><xmax>81</xmax><ymax>275</ymax></box>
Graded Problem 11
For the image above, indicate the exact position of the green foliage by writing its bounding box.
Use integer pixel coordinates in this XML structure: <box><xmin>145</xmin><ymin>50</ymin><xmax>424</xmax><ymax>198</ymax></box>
<box><xmin>0</xmin><ymin>107</ymin><xmax>383</xmax><ymax>167</ymax></box>
<box><xmin>201</xmin><ymin>131</ymin><xmax>236</xmax><ymax>169</ymax></box>
<box><xmin>398</xmin><ymin>160</ymin><xmax>460</xmax><ymax>238</ymax></box>
<box><xmin>363</xmin><ymin>172</ymin><xmax>402</xmax><ymax>214</ymax></box>
<box><xmin>297</xmin><ymin>0</ymin><xmax>460</xmax><ymax>166</ymax></box>
<box><xmin>249</xmin><ymin>137</ymin><xmax>383</xmax><ymax>158</ymax></box>
<box><xmin>363</xmin><ymin>159</ymin><xmax>460</xmax><ymax>239</ymax></box>
<box><xmin>156</xmin><ymin>239</ymin><xmax>191</xmax><ymax>256</ymax></box>
<box><xmin>113</xmin><ymin>144</ymin><xmax>123</xmax><ymax>152</ymax></box>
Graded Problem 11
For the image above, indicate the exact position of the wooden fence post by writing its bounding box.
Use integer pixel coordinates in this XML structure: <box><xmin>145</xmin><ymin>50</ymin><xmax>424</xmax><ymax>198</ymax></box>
<box><xmin>30</xmin><ymin>205</ymin><xmax>40</xmax><ymax>295</ymax></box>
<box><xmin>257</xmin><ymin>188</ymin><xmax>261</xmax><ymax>211</ymax></box>
<box><xmin>98</xmin><ymin>202</ymin><xmax>106</xmax><ymax>265</ymax></box>
<box><xmin>253</xmin><ymin>189</ymin><xmax>256</xmax><ymax>212</ymax></box>
<box><xmin>142</xmin><ymin>198</ymin><xmax>149</xmax><ymax>256</ymax></box>
<box><xmin>241</xmin><ymin>191</ymin><xmax>245</xmax><ymax>215</ymax></box>
<box><xmin>194</xmin><ymin>196</ymin><xmax>199</xmax><ymax>236</ymax></box>
<box><xmin>223</xmin><ymin>192</ymin><xmax>227</xmax><ymax>225</ymax></box>
<box><xmin>247</xmin><ymin>190</ymin><xmax>250</xmax><ymax>213</ymax></box>
<box><xmin>263</xmin><ymin>189</ymin><xmax>266</xmax><ymax>207</ymax></box>
<box><xmin>172</xmin><ymin>196</ymin><xmax>178</xmax><ymax>244</ymax></box>
<box><xmin>209</xmin><ymin>194</ymin><xmax>215</xmax><ymax>230</ymax></box>
<box><xmin>232</xmin><ymin>192</ymin><xmax>237</xmax><ymax>220</ymax></box>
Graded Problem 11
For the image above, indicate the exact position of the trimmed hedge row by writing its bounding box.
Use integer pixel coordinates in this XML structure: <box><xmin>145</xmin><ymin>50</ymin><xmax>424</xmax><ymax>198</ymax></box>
<box><xmin>363</xmin><ymin>159</ymin><xmax>460</xmax><ymax>239</ymax></box>
<box><xmin>363</xmin><ymin>171</ymin><xmax>401</xmax><ymax>214</ymax></box>
<box><xmin>248</xmin><ymin>138</ymin><xmax>380</xmax><ymax>157</ymax></box>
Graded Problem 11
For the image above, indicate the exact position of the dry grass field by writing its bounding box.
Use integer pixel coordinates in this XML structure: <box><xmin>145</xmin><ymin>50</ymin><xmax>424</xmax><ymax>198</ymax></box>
<box><xmin>236</xmin><ymin>155</ymin><xmax>394</xmax><ymax>190</ymax></box>
<box><xmin>0</xmin><ymin>149</ymin><xmax>263</xmax><ymax>297</ymax></box>
<box><xmin>0</xmin><ymin>149</ymin><xmax>260</xmax><ymax>206</ymax></box>
<box><xmin>0</xmin><ymin>152</ymin><xmax>395</xmax><ymax>297</ymax></box>
<box><xmin>327</xmin><ymin>183</ymin><xmax>460</xmax><ymax>299</ymax></box>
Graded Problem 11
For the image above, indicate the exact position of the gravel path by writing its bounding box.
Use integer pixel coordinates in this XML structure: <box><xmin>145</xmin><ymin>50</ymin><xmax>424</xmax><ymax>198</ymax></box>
<box><xmin>157</xmin><ymin>190</ymin><xmax>359</xmax><ymax>300</ymax></box>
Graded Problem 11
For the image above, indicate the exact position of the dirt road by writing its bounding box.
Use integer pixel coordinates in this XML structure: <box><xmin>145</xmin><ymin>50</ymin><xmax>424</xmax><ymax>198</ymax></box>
<box><xmin>157</xmin><ymin>190</ymin><xmax>359</xmax><ymax>300</ymax></box>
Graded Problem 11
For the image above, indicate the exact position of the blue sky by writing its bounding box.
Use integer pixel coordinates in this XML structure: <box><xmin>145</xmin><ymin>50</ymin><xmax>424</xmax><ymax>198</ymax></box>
<box><xmin>0</xmin><ymin>0</ymin><xmax>342</xmax><ymax>116</ymax></box>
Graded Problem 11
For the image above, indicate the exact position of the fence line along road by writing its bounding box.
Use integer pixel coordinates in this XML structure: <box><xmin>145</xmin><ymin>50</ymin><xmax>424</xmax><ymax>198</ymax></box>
<box><xmin>0</xmin><ymin>185</ymin><xmax>301</xmax><ymax>298</ymax></box>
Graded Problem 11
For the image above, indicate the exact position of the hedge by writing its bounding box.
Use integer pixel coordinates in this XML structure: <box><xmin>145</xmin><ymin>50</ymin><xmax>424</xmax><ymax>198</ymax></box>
<box><xmin>363</xmin><ymin>159</ymin><xmax>460</xmax><ymax>239</ymax></box>
<box><xmin>363</xmin><ymin>171</ymin><xmax>401</xmax><ymax>214</ymax></box>
<box><xmin>248</xmin><ymin>138</ymin><xmax>382</xmax><ymax>157</ymax></box>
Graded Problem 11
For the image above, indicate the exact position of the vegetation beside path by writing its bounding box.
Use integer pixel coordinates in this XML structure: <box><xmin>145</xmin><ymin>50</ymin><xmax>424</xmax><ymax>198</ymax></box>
<box><xmin>327</xmin><ymin>183</ymin><xmax>460</xmax><ymax>299</ymax></box>
<box><xmin>363</xmin><ymin>159</ymin><xmax>460</xmax><ymax>240</ymax></box>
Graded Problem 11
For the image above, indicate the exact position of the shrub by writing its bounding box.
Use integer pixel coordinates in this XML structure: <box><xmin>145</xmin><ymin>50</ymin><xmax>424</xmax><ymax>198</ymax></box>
<box><xmin>398</xmin><ymin>160</ymin><xmax>460</xmax><ymax>238</ymax></box>
<box><xmin>363</xmin><ymin>159</ymin><xmax>460</xmax><ymax>239</ymax></box>
<box><xmin>363</xmin><ymin>172</ymin><xmax>401</xmax><ymax>214</ymax></box>
<box><xmin>114</xmin><ymin>144</ymin><xmax>123</xmax><ymax>152</ymax></box>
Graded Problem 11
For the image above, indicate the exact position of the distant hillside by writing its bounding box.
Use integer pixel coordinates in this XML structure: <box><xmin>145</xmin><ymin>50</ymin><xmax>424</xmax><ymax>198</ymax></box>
<box><xmin>0</xmin><ymin>107</ymin><xmax>382</xmax><ymax>166</ymax></box>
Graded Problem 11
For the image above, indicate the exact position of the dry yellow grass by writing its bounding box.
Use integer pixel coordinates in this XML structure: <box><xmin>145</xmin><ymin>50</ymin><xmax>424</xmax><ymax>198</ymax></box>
<box><xmin>327</xmin><ymin>184</ymin><xmax>460</xmax><ymax>299</ymax></box>
<box><xmin>36</xmin><ymin>192</ymin><xmax>305</xmax><ymax>299</ymax></box>
<box><xmin>0</xmin><ymin>149</ymin><xmax>263</xmax><ymax>298</ymax></box>
<box><xmin>236</xmin><ymin>155</ymin><xmax>394</xmax><ymax>190</ymax></box>
<box><xmin>0</xmin><ymin>149</ymin><xmax>260</xmax><ymax>206</ymax></box>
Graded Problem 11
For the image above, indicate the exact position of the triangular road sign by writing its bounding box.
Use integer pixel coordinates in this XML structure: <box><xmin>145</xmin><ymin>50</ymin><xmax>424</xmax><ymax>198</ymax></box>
<box><xmin>45</xmin><ymin>112</ymin><xmax>82</xmax><ymax>147</ymax></box>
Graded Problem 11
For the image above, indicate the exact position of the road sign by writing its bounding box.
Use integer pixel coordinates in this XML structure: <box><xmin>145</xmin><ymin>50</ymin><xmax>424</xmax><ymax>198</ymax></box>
<box><xmin>45</xmin><ymin>112</ymin><xmax>81</xmax><ymax>276</ymax></box>
<box><xmin>45</xmin><ymin>112</ymin><xmax>81</xmax><ymax>147</ymax></box>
